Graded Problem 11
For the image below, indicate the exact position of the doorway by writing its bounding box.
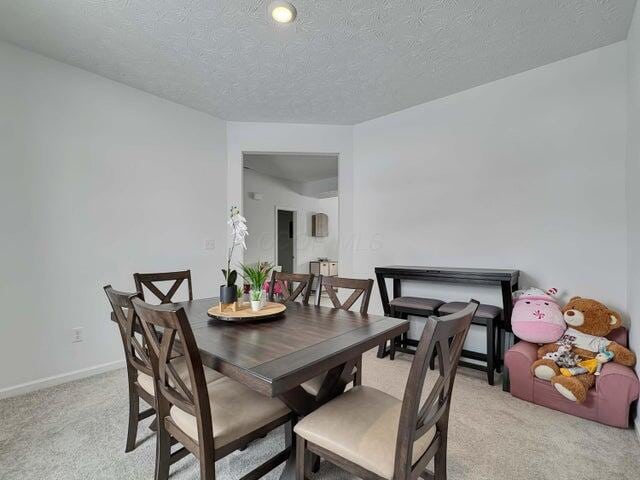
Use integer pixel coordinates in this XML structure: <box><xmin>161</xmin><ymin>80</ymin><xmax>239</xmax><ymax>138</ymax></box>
<box><xmin>241</xmin><ymin>152</ymin><xmax>339</xmax><ymax>275</ymax></box>
<box><xmin>276</xmin><ymin>209</ymin><xmax>295</xmax><ymax>273</ymax></box>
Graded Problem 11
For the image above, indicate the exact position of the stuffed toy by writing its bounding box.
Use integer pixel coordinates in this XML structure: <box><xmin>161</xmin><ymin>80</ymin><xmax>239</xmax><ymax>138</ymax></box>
<box><xmin>559</xmin><ymin>359</ymin><xmax>598</xmax><ymax>377</ymax></box>
<box><xmin>511</xmin><ymin>287</ymin><xmax>566</xmax><ymax>343</ymax></box>
<box><xmin>542</xmin><ymin>342</ymin><xmax>580</xmax><ymax>368</ymax></box>
<box><xmin>559</xmin><ymin>347</ymin><xmax>613</xmax><ymax>377</ymax></box>
<box><xmin>594</xmin><ymin>347</ymin><xmax>615</xmax><ymax>375</ymax></box>
<box><xmin>531</xmin><ymin>297</ymin><xmax>636</xmax><ymax>403</ymax></box>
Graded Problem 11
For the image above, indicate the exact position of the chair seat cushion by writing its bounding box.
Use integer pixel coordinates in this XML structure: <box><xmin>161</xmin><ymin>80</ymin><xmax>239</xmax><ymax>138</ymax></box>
<box><xmin>438</xmin><ymin>302</ymin><xmax>502</xmax><ymax>322</ymax></box>
<box><xmin>302</xmin><ymin>367</ymin><xmax>358</xmax><ymax>396</ymax></box>
<box><xmin>137</xmin><ymin>357</ymin><xmax>223</xmax><ymax>396</ymax></box>
<box><xmin>389</xmin><ymin>297</ymin><xmax>444</xmax><ymax>314</ymax></box>
<box><xmin>294</xmin><ymin>386</ymin><xmax>435</xmax><ymax>479</ymax></box>
<box><xmin>170</xmin><ymin>377</ymin><xmax>290</xmax><ymax>448</ymax></box>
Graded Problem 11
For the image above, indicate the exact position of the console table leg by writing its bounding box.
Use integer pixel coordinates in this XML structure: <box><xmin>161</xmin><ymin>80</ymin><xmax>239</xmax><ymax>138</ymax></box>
<box><xmin>376</xmin><ymin>341</ymin><xmax>388</xmax><ymax>358</ymax></box>
<box><xmin>502</xmin><ymin>331</ymin><xmax>514</xmax><ymax>392</ymax></box>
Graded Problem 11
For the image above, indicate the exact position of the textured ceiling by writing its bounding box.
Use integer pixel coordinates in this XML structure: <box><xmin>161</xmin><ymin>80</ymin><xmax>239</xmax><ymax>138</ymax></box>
<box><xmin>244</xmin><ymin>153</ymin><xmax>338</xmax><ymax>182</ymax></box>
<box><xmin>0</xmin><ymin>0</ymin><xmax>636</xmax><ymax>124</ymax></box>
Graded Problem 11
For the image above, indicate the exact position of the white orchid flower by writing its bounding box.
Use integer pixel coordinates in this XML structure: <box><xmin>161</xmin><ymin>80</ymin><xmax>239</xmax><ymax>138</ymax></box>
<box><xmin>228</xmin><ymin>209</ymin><xmax>249</xmax><ymax>250</ymax></box>
<box><xmin>224</xmin><ymin>207</ymin><xmax>249</xmax><ymax>286</ymax></box>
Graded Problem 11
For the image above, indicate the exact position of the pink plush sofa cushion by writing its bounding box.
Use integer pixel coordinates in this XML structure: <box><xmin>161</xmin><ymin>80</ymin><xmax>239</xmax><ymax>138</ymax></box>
<box><xmin>504</xmin><ymin>327</ymin><xmax>639</xmax><ymax>428</ymax></box>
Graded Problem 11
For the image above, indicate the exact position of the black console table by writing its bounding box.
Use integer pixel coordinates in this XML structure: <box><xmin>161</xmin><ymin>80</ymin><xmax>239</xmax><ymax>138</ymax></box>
<box><xmin>374</xmin><ymin>266</ymin><xmax>520</xmax><ymax>391</ymax></box>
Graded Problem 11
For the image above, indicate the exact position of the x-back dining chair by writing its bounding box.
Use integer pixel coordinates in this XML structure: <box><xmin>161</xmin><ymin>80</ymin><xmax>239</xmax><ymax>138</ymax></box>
<box><xmin>294</xmin><ymin>300</ymin><xmax>478</xmax><ymax>480</ymax></box>
<box><xmin>315</xmin><ymin>275</ymin><xmax>374</xmax><ymax>314</ymax></box>
<box><xmin>104</xmin><ymin>286</ymin><xmax>223</xmax><ymax>454</ymax></box>
<box><xmin>133</xmin><ymin>270</ymin><xmax>193</xmax><ymax>304</ymax></box>
<box><xmin>310</xmin><ymin>275</ymin><xmax>375</xmax><ymax>388</ymax></box>
<box><xmin>268</xmin><ymin>271</ymin><xmax>314</xmax><ymax>304</ymax></box>
<box><xmin>297</xmin><ymin>273</ymin><xmax>377</xmax><ymax>480</ymax></box>
<box><xmin>104</xmin><ymin>286</ymin><xmax>156</xmax><ymax>452</ymax></box>
<box><xmin>300</xmin><ymin>275</ymin><xmax>376</xmax><ymax>473</ymax></box>
<box><xmin>132</xmin><ymin>297</ymin><xmax>293</xmax><ymax>480</ymax></box>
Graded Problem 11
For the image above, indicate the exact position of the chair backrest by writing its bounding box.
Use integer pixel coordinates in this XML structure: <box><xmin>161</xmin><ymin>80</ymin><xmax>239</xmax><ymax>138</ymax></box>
<box><xmin>131</xmin><ymin>297</ymin><xmax>214</xmax><ymax>453</ymax></box>
<box><xmin>104</xmin><ymin>286</ymin><xmax>154</xmax><ymax>381</ymax></box>
<box><xmin>133</xmin><ymin>270</ymin><xmax>193</xmax><ymax>304</ymax></box>
<box><xmin>268</xmin><ymin>271</ymin><xmax>314</xmax><ymax>304</ymax></box>
<box><xmin>315</xmin><ymin>275</ymin><xmax>374</xmax><ymax>314</ymax></box>
<box><xmin>393</xmin><ymin>300</ymin><xmax>478</xmax><ymax>479</ymax></box>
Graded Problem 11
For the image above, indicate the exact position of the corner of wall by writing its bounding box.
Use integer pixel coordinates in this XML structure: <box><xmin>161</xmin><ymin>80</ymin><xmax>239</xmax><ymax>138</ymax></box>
<box><xmin>626</xmin><ymin>0</ymin><xmax>640</xmax><ymax>433</ymax></box>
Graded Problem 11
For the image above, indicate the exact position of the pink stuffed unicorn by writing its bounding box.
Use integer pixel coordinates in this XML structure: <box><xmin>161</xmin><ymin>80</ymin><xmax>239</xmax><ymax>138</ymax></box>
<box><xmin>511</xmin><ymin>287</ymin><xmax>565</xmax><ymax>343</ymax></box>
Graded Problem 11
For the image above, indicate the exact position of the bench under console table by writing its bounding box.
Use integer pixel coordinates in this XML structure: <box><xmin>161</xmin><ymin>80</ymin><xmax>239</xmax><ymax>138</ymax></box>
<box><xmin>375</xmin><ymin>266</ymin><xmax>520</xmax><ymax>391</ymax></box>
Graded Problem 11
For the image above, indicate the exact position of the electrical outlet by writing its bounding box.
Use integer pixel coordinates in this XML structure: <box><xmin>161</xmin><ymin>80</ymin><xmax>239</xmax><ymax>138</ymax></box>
<box><xmin>72</xmin><ymin>327</ymin><xmax>83</xmax><ymax>343</ymax></box>
<box><xmin>205</xmin><ymin>239</ymin><xmax>216</xmax><ymax>250</ymax></box>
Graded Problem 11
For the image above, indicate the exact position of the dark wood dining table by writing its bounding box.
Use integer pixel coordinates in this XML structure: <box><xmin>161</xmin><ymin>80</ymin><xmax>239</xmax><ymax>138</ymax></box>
<box><xmin>165</xmin><ymin>297</ymin><xmax>409</xmax><ymax>479</ymax></box>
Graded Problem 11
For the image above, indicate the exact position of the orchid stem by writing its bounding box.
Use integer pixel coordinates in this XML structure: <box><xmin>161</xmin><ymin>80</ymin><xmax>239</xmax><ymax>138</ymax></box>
<box><xmin>226</xmin><ymin>212</ymin><xmax>239</xmax><ymax>284</ymax></box>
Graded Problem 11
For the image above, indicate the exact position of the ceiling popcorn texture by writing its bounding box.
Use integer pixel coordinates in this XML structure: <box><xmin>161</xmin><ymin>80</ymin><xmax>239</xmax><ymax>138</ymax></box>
<box><xmin>0</xmin><ymin>0</ymin><xmax>635</xmax><ymax>124</ymax></box>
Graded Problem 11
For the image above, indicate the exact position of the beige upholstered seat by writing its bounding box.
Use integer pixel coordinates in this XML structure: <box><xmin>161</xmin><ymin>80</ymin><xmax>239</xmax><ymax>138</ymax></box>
<box><xmin>302</xmin><ymin>367</ymin><xmax>358</xmax><ymax>396</ymax></box>
<box><xmin>294</xmin><ymin>386</ymin><xmax>435</xmax><ymax>479</ymax></box>
<box><xmin>137</xmin><ymin>357</ymin><xmax>223</xmax><ymax>396</ymax></box>
<box><xmin>170</xmin><ymin>377</ymin><xmax>290</xmax><ymax>448</ymax></box>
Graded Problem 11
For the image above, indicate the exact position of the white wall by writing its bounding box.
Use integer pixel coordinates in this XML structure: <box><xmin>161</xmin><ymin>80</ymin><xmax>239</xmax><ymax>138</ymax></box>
<box><xmin>243</xmin><ymin>169</ymin><xmax>339</xmax><ymax>272</ymax></box>
<box><xmin>227</xmin><ymin>122</ymin><xmax>354</xmax><ymax>275</ymax></box>
<box><xmin>1</xmin><ymin>36</ymin><xmax>634</xmax><ymax>397</ymax></box>
<box><xmin>626</xmin><ymin>3</ymin><xmax>640</xmax><ymax>434</ymax></box>
<box><xmin>353</xmin><ymin>43</ymin><xmax>628</xmax><ymax>337</ymax></box>
<box><xmin>0</xmin><ymin>42</ymin><xmax>228</xmax><ymax>395</ymax></box>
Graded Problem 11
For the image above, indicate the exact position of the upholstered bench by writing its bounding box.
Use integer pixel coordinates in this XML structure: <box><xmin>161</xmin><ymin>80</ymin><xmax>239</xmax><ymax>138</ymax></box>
<box><xmin>437</xmin><ymin>302</ymin><xmax>502</xmax><ymax>385</ymax></box>
<box><xmin>386</xmin><ymin>297</ymin><xmax>444</xmax><ymax>360</ymax></box>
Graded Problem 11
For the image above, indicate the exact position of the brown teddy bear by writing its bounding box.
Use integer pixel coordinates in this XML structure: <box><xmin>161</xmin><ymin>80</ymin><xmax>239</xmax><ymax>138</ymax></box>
<box><xmin>530</xmin><ymin>297</ymin><xmax>636</xmax><ymax>403</ymax></box>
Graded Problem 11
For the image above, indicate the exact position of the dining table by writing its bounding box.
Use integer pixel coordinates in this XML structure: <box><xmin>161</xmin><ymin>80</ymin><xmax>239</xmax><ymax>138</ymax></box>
<box><xmin>160</xmin><ymin>297</ymin><xmax>409</xmax><ymax>479</ymax></box>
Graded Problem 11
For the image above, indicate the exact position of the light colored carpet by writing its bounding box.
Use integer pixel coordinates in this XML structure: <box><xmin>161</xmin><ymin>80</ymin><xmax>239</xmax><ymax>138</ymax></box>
<box><xmin>1</xmin><ymin>349</ymin><xmax>639</xmax><ymax>480</ymax></box>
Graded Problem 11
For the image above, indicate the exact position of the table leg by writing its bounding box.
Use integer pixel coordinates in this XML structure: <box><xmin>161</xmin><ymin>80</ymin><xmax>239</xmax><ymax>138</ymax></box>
<box><xmin>376</xmin><ymin>274</ymin><xmax>402</xmax><ymax>359</ymax></box>
<box><xmin>376</xmin><ymin>273</ymin><xmax>389</xmax><ymax>358</ymax></box>
<box><xmin>315</xmin><ymin>359</ymin><xmax>358</xmax><ymax>404</ymax></box>
<box><xmin>500</xmin><ymin>280</ymin><xmax>518</xmax><ymax>391</ymax></box>
<box><xmin>486</xmin><ymin>318</ymin><xmax>495</xmax><ymax>386</ymax></box>
<box><xmin>502</xmin><ymin>331</ymin><xmax>515</xmax><ymax>391</ymax></box>
<box><xmin>376</xmin><ymin>272</ymin><xmax>391</xmax><ymax>316</ymax></box>
<box><xmin>278</xmin><ymin>387</ymin><xmax>315</xmax><ymax>417</ymax></box>
<box><xmin>376</xmin><ymin>341</ymin><xmax>388</xmax><ymax>359</ymax></box>
<box><xmin>496</xmin><ymin>325</ymin><xmax>504</xmax><ymax>373</ymax></box>
<box><xmin>354</xmin><ymin>356</ymin><xmax>362</xmax><ymax>386</ymax></box>
<box><xmin>376</xmin><ymin>273</ymin><xmax>392</xmax><ymax>358</ymax></box>
<box><xmin>277</xmin><ymin>360</ymin><xmax>357</xmax><ymax>480</ymax></box>
<box><xmin>393</xmin><ymin>278</ymin><xmax>402</xmax><ymax>299</ymax></box>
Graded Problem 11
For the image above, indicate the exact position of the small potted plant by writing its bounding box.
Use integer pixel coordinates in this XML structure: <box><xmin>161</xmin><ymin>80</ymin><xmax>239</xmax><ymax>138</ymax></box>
<box><xmin>250</xmin><ymin>289</ymin><xmax>263</xmax><ymax>311</ymax></box>
<box><xmin>220</xmin><ymin>272</ymin><xmax>237</xmax><ymax>305</ymax></box>
<box><xmin>221</xmin><ymin>206</ymin><xmax>248</xmax><ymax>305</ymax></box>
<box><xmin>240</xmin><ymin>262</ymin><xmax>273</xmax><ymax>311</ymax></box>
<box><xmin>236</xmin><ymin>285</ymin><xmax>245</xmax><ymax>309</ymax></box>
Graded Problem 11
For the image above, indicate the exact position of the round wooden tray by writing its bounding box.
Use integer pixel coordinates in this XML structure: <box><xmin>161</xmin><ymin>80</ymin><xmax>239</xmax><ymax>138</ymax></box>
<box><xmin>207</xmin><ymin>302</ymin><xmax>286</xmax><ymax>323</ymax></box>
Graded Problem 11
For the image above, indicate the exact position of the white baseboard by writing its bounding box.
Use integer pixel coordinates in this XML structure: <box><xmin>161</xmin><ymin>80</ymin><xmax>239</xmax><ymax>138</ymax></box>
<box><xmin>0</xmin><ymin>360</ymin><xmax>125</xmax><ymax>400</ymax></box>
<box><xmin>636</xmin><ymin>417</ymin><xmax>640</xmax><ymax>446</ymax></box>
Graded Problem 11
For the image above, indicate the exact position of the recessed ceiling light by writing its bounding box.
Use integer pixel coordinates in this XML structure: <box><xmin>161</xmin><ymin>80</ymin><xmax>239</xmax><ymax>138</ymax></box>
<box><xmin>269</xmin><ymin>1</ymin><xmax>297</xmax><ymax>24</ymax></box>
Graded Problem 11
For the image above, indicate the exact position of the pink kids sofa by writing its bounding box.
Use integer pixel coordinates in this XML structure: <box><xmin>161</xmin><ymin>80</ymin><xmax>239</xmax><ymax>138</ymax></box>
<box><xmin>505</xmin><ymin>327</ymin><xmax>639</xmax><ymax>428</ymax></box>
